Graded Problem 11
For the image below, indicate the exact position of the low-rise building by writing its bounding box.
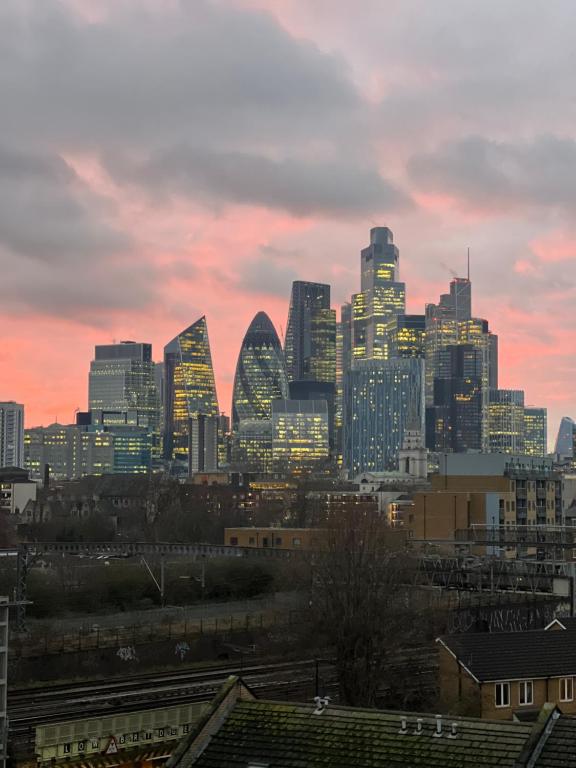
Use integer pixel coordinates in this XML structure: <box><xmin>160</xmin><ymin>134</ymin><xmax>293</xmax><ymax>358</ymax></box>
<box><xmin>0</xmin><ymin>466</ymin><xmax>36</xmax><ymax>515</ymax></box>
<box><xmin>224</xmin><ymin>526</ymin><xmax>324</xmax><ymax>550</ymax></box>
<box><xmin>438</xmin><ymin>629</ymin><xmax>576</xmax><ymax>720</ymax></box>
<box><xmin>167</xmin><ymin>676</ymin><xmax>576</xmax><ymax>768</ymax></box>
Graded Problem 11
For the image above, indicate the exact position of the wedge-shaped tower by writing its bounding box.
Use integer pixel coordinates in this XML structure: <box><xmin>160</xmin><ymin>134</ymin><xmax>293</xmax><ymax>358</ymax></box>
<box><xmin>164</xmin><ymin>316</ymin><xmax>219</xmax><ymax>462</ymax></box>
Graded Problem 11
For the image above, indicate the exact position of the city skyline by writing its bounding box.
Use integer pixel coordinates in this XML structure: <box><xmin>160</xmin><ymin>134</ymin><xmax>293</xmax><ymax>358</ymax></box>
<box><xmin>2</xmin><ymin>1</ymin><xmax>576</xmax><ymax>447</ymax></box>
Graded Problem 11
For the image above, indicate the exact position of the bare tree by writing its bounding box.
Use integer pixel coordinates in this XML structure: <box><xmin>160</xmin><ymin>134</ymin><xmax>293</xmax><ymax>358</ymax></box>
<box><xmin>311</xmin><ymin>508</ymin><xmax>420</xmax><ymax>707</ymax></box>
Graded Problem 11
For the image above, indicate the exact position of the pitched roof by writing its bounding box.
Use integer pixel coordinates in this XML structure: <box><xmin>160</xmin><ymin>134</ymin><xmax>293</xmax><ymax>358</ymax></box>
<box><xmin>438</xmin><ymin>630</ymin><xmax>576</xmax><ymax>682</ymax></box>
<box><xmin>174</xmin><ymin>689</ymin><xmax>536</xmax><ymax>767</ymax></box>
<box><xmin>536</xmin><ymin>715</ymin><xmax>576</xmax><ymax>767</ymax></box>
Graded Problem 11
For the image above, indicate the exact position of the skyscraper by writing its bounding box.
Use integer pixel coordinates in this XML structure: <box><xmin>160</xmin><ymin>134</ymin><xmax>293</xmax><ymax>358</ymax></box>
<box><xmin>555</xmin><ymin>416</ymin><xmax>574</xmax><ymax>458</ymax></box>
<box><xmin>232</xmin><ymin>312</ymin><xmax>288</xmax><ymax>428</ymax></box>
<box><xmin>351</xmin><ymin>227</ymin><xmax>406</xmax><ymax>361</ymax></box>
<box><xmin>385</xmin><ymin>314</ymin><xmax>426</xmax><ymax>358</ymax></box>
<box><xmin>426</xmin><ymin>344</ymin><xmax>483</xmax><ymax>453</ymax></box>
<box><xmin>0</xmin><ymin>402</ymin><xmax>24</xmax><ymax>468</ymax></box>
<box><xmin>272</xmin><ymin>399</ymin><xmax>329</xmax><ymax>473</ymax></box>
<box><xmin>487</xmin><ymin>389</ymin><xmax>525</xmax><ymax>454</ymax></box>
<box><xmin>284</xmin><ymin>281</ymin><xmax>336</xmax><ymax>383</ymax></box>
<box><xmin>524</xmin><ymin>407</ymin><xmax>547</xmax><ymax>457</ymax></box>
<box><xmin>343</xmin><ymin>358</ymin><xmax>424</xmax><ymax>475</ymax></box>
<box><xmin>164</xmin><ymin>317</ymin><xmax>219</xmax><ymax>465</ymax></box>
<box><xmin>88</xmin><ymin>342</ymin><xmax>158</xmax><ymax>430</ymax></box>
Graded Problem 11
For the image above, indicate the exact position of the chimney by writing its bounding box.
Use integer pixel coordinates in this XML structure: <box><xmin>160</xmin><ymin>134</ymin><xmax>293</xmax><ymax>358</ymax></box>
<box><xmin>433</xmin><ymin>715</ymin><xmax>443</xmax><ymax>738</ymax></box>
<box><xmin>398</xmin><ymin>716</ymin><xmax>408</xmax><ymax>735</ymax></box>
<box><xmin>414</xmin><ymin>718</ymin><xmax>423</xmax><ymax>735</ymax></box>
<box><xmin>448</xmin><ymin>722</ymin><xmax>458</xmax><ymax>739</ymax></box>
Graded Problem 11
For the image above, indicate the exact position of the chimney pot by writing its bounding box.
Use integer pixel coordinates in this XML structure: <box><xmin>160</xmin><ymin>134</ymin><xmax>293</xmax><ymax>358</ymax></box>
<box><xmin>448</xmin><ymin>722</ymin><xmax>458</xmax><ymax>739</ymax></box>
<box><xmin>399</xmin><ymin>716</ymin><xmax>408</xmax><ymax>734</ymax></box>
<box><xmin>415</xmin><ymin>718</ymin><xmax>423</xmax><ymax>735</ymax></box>
<box><xmin>433</xmin><ymin>714</ymin><xmax>443</xmax><ymax>738</ymax></box>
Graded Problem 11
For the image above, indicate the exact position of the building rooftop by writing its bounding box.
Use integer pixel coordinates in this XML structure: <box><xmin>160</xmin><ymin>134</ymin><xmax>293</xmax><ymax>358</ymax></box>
<box><xmin>168</xmin><ymin>677</ymin><xmax>544</xmax><ymax>768</ymax></box>
<box><xmin>438</xmin><ymin>630</ymin><xmax>576</xmax><ymax>682</ymax></box>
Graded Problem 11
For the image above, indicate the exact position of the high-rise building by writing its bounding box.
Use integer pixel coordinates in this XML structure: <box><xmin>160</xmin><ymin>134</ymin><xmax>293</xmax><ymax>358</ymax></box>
<box><xmin>385</xmin><ymin>314</ymin><xmax>425</xmax><ymax>358</ymax></box>
<box><xmin>426</xmin><ymin>344</ymin><xmax>483</xmax><ymax>453</ymax></box>
<box><xmin>271</xmin><ymin>400</ymin><xmax>329</xmax><ymax>473</ymax></box>
<box><xmin>0</xmin><ymin>402</ymin><xmax>24</xmax><ymax>468</ymax></box>
<box><xmin>335</xmin><ymin>303</ymin><xmax>352</xmax><ymax>463</ymax></box>
<box><xmin>88</xmin><ymin>342</ymin><xmax>158</xmax><ymax>430</ymax></box>
<box><xmin>487</xmin><ymin>389</ymin><xmax>525</xmax><ymax>454</ymax></box>
<box><xmin>164</xmin><ymin>317</ymin><xmax>219</xmax><ymax>464</ymax></box>
<box><xmin>555</xmin><ymin>417</ymin><xmax>574</xmax><ymax>458</ymax></box>
<box><xmin>284</xmin><ymin>282</ymin><xmax>336</xmax><ymax>384</ymax></box>
<box><xmin>232</xmin><ymin>312</ymin><xmax>288</xmax><ymax>428</ymax></box>
<box><xmin>343</xmin><ymin>358</ymin><xmax>424</xmax><ymax>475</ymax></box>
<box><xmin>232</xmin><ymin>419</ymin><xmax>273</xmax><ymax>473</ymax></box>
<box><xmin>188</xmin><ymin>414</ymin><xmax>218</xmax><ymax>474</ymax></box>
<box><xmin>524</xmin><ymin>407</ymin><xmax>547</xmax><ymax>457</ymax></box>
<box><xmin>351</xmin><ymin>227</ymin><xmax>406</xmax><ymax>361</ymax></box>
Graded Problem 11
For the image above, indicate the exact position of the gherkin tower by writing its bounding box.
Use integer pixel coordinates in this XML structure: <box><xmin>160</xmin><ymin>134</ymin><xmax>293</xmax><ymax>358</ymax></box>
<box><xmin>232</xmin><ymin>312</ymin><xmax>288</xmax><ymax>428</ymax></box>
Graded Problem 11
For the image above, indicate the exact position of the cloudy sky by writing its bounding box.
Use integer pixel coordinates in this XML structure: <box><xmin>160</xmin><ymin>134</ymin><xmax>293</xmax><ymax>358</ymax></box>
<box><xmin>2</xmin><ymin>0</ymin><xmax>576</xmax><ymax>445</ymax></box>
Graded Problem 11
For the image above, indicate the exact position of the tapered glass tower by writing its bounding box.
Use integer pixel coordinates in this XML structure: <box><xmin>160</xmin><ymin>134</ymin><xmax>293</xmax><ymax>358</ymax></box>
<box><xmin>232</xmin><ymin>312</ymin><xmax>288</xmax><ymax>428</ymax></box>
<box><xmin>164</xmin><ymin>316</ymin><xmax>219</xmax><ymax>462</ymax></box>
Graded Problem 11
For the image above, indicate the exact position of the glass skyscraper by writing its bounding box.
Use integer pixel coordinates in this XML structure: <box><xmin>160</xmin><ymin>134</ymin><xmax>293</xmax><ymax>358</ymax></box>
<box><xmin>164</xmin><ymin>316</ymin><xmax>219</xmax><ymax>464</ymax></box>
<box><xmin>351</xmin><ymin>227</ymin><xmax>406</xmax><ymax>361</ymax></box>
<box><xmin>343</xmin><ymin>358</ymin><xmax>424</xmax><ymax>475</ymax></box>
<box><xmin>232</xmin><ymin>312</ymin><xmax>288</xmax><ymax>428</ymax></box>
<box><xmin>524</xmin><ymin>407</ymin><xmax>547</xmax><ymax>457</ymax></box>
<box><xmin>555</xmin><ymin>416</ymin><xmax>574</xmax><ymax>458</ymax></box>
<box><xmin>284</xmin><ymin>281</ymin><xmax>336</xmax><ymax>384</ymax></box>
<box><xmin>88</xmin><ymin>342</ymin><xmax>158</xmax><ymax>430</ymax></box>
<box><xmin>487</xmin><ymin>389</ymin><xmax>525</xmax><ymax>454</ymax></box>
<box><xmin>0</xmin><ymin>402</ymin><xmax>24</xmax><ymax>468</ymax></box>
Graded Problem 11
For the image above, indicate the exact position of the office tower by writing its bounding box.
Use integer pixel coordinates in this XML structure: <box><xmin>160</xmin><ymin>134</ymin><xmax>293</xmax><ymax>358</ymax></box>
<box><xmin>343</xmin><ymin>358</ymin><xmax>424</xmax><ymax>475</ymax></box>
<box><xmin>524</xmin><ymin>407</ymin><xmax>547</xmax><ymax>457</ymax></box>
<box><xmin>0</xmin><ymin>402</ymin><xmax>24</xmax><ymax>468</ymax></box>
<box><xmin>271</xmin><ymin>400</ymin><xmax>329</xmax><ymax>473</ymax></box>
<box><xmin>426</xmin><ymin>277</ymin><xmax>472</xmax><ymax>322</ymax></box>
<box><xmin>218</xmin><ymin>414</ymin><xmax>231</xmax><ymax>468</ymax></box>
<box><xmin>24</xmin><ymin>424</ymin><xmax>114</xmax><ymax>481</ymax></box>
<box><xmin>88</xmin><ymin>342</ymin><xmax>158</xmax><ymax>430</ymax></box>
<box><xmin>352</xmin><ymin>227</ymin><xmax>406</xmax><ymax>361</ymax></box>
<box><xmin>164</xmin><ymin>317</ymin><xmax>219</xmax><ymax>464</ymax></box>
<box><xmin>232</xmin><ymin>312</ymin><xmax>288</xmax><ymax>427</ymax></box>
<box><xmin>233</xmin><ymin>419</ymin><xmax>273</xmax><ymax>473</ymax></box>
<box><xmin>426</xmin><ymin>344</ymin><xmax>483</xmax><ymax>453</ymax></box>
<box><xmin>188</xmin><ymin>414</ymin><xmax>218</xmax><ymax>474</ymax></box>
<box><xmin>385</xmin><ymin>314</ymin><xmax>425</xmax><ymax>358</ymax></box>
<box><xmin>288</xmin><ymin>380</ymin><xmax>336</xmax><ymax>450</ymax></box>
<box><xmin>335</xmin><ymin>302</ymin><xmax>352</xmax><ymax>462</ymax></box>
<box><xmin>487</xmin><ymin>389</ymin><xmax>525</xmax><ymax>454</ymax></box>
<box><xmin>555</xmin><ymin>417</ymin><xmax>575</xmax><ymax>458</ymax></box>
<box><xmin>284</xmin><ymin>282</ymin><xmax>336</xmax><ymax>384</ymax></box>
<box><xmin>83</xmin><ymin>410</ymin><xmax>152</xmax><ymax>473</ymax></box>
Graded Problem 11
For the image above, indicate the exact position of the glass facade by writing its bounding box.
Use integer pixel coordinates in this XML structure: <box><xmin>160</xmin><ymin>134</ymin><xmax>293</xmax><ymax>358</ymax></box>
<box><xmin>284</xmin><ymin>281</ymin><xmax>336</xmax><ymax>384</ymax></box>
<box><xmin>555</xmin><ymin>416</ymin><xmax>574</xmax><ymax>458</ymax></box>
<box><xmin>272</xmin><ymin>400</ymin><xmax>329</xmax><ymax>473</ymax></box>
<box><xmin>343</xmin><ymin>358</ymin><xmax>424</xmax><ymax>475</ymax></box>
<box><xmin>24</xmin><ymin>424</ymin><xmax>115</xmax><ymax>480</ymax></box>
<box><xmin>352</xmin><ymin>228</ymin><xmax>406</xmax><ymax>361</ymax></box>
<box><xmin>88</xmin><ymin>342</ymin><xmax>158</xmax><ymax>431</ymax></box>
<box><xmin>524</xmin><ymin>407</ymin><xmax>547</xmax><ymax>457</ymax></box>
<box><xmin>164</xmin><ymin>317</ymin><xmax>219</xmax><ymax>463</ymax></box>
<box><xmin>487</xmin><ymin>389</ymin><xmax>525</xmax><ymax>454</ymax></box>
<box><xmin>232</xmin><ymin>419</ymin><xmax>273</xmax><ymax>473</ymax></box>
<box><xmin>232</xmin><ymin>312</ymin><xmax>288</xmax><ymax>427</ymax></box>
<box><xmin>426</xmin><ymin>344</ymin><xmax>483</xmax><ymax>453</ymax></box>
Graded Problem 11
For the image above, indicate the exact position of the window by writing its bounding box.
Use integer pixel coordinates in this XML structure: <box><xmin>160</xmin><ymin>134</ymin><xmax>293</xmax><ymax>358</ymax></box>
<box><xmin>275</xmin><ymin>537</ymin><xmax>282</xmax><ymax>546</ymax></box>
<box><xmin>495</xmin><ymin>682</ymin><xmax>510</xmax><ymax>707</ymax></box>
<box><xmin>519</xmin><ymin>680</ymin><xmax>533</xmax><ymax>706</ymax></box>
<box><xmin>560</xmin><ymin>677</ymin><xmax>573</xmax><ymax>702</ymax></box>
<box><xmin>230</xmin><ymin>536</ymin><xmax>238</xmax><ymax>546</ymax></box>
<box><xmin>292</xmin><ymin>537</ymin><xmax>302</xmax><ymax>547</ymax></box>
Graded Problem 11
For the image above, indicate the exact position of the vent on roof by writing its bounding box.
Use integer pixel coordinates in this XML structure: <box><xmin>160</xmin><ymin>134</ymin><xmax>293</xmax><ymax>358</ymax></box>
<box><xmin>313</xmin><ymin>696</ymin><xmax>330</xmax><ymax>715</ymax></box>
<box><xmin>433</xmin><ymin>714</ymin><xmax>443</xmax><ymax>738</ymax></box>
<box><xmin>248</xmin><ymin>763</ymin><xmax>269</xmax><ymax>768</ymax></box>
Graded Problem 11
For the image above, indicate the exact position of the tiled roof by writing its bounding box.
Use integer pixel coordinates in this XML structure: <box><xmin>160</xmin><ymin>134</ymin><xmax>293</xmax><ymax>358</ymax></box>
<box><xmin>537</xmin><ymin>716</ymin><xmax>576</xmax><ymax>767</ymax></box>
<box><xmin>186</xmin><ymin>699</ymin><xmax>535</xmax><ymax>767</ymax></box>
<box><xmin>438</xmin><ymin>631</ymin><xmax>576</xmax><ymax>682</ymax></box>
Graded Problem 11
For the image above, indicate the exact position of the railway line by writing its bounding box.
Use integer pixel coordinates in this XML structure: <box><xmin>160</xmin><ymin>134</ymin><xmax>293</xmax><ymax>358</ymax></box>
<box><xmin>8</xmin><ymin>649</ymin><xmax>437</xmax><ymax>759</ymax></box>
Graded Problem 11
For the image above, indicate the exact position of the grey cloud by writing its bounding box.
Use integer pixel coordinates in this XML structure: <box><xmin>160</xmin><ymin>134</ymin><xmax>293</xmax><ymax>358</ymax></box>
<box><xmin>237</xmin><ymin>252</ymin><xmax>299</xmax><ymax>297</ymax></box>
<box><xmin>408</xmin><ymin>136</ymin><xmax>576</xmax><ymax>214</ymax></box>
<box><xmin>102</xmin><ymin>146</ymin><xmax>409</xmax><ymax>218</ymax></box>
<box><xmin>0</xmin><ymin>144</ymin><xmax>128</xmax><ymax>261</ymax></box>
